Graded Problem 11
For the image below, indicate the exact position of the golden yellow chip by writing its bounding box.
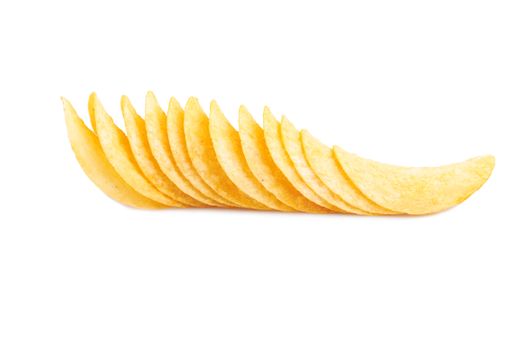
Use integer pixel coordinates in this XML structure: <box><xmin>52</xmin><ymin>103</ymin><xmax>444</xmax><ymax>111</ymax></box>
<box><xmin>239</xmin><ymin>107</ymin><xmax>331</xmax><ymax>213</ymax></box>
<box><xmin>262</xmin><ymin>108</ymin><xmax>340</xmax><ymax>212</ymax></box>
<box><xmin>63</xmin><ymin>98</ymin><xmax>164</xmax><ymax>209</ymax></box>
<box><xmin>209</xmin><ymin>101</ymin><xmax>292</xmax><ymax>211</ymax></box>
<box><xmin>166</xmin><ymin>97</ymin><xmax>236</xmax><ymax>207</ymax></box>
<box><xmin>300</xmin><ymin>130</ymin><xmax>397</xmax><ymax>215</ymax></box>
<box><xmin>66</xmin><ymin>93</ymin><xmax>495</xmax><ymax>215</ymax></box>
<box><xmin>280</xmin><ymin>117</ymin><xmax>366</xmax><ymax>215</ymax></box>
<box><xmin>334</xmin><ymin>147</ymin><xmax>495</xmax><ymax>215</ymax></box>
<box><xmin>184</xmin><ymin>97</ymin><xmax>268</xmax><ymax>210</ymax></box>
<box><xmin>121</xmin><ymin>96</ymin><xmax>190</xmax><ymax>206</ymax></box>
<box><xmin>144</xmin><ymin>92</ymin><xmax>216</xmax><ymax>207</ymax></box>
<box><xmin>91</xmin><ymin>94</ymin><xmax>182</xmax><ymax>207</ymax></box>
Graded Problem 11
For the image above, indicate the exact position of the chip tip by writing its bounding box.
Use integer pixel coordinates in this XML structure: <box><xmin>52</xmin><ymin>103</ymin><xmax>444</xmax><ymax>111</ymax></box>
<box><xmin>61</xmin><ymin>98</ymin><xmax>83</xmax><ymax>130</ymax></box>
<box><xmin>210</xmin><ymin>99</ymin><xmax>220</xmax><ymax>112</ymax></box>
<box><xmin>262</xmin><ymin>106</ymin><xmax>277</xmax><ymax>126</ymax></box>
<box><xmin>239</xmin><ymin>104</ymin><xmax>249</xmax><ymax>114</ymax></box>
<box><xmin>185</xmin><ymin>96</ymin><xmax>199</xmax><ymax>108</ymax></box>
<box><xmin>471</xmin><ymin>154</ymin><xmax>496</xmax><ymax>171</ymax></box>
<box><xmin>486</xmin><ymin>154</ymin><xmax>496</xmax><ymax>169</ymax></box>
<box><xmin>185</xmin><ymin>97</ymin><xmax>205</xmax><ymax>116</ymax></box>
<box><xmin>61</xmin><ymin>97</ymin><xmax>72</xmax><ymax>115</ymax></box>
<box><xmin>146</xmin><ymin>91</ymin><xmax>157</xmax><ymax>102</ymax></box>
<box><xmin>61</xmin><ymin>97</ymin><xmax>75</xmax><ymax>118</ymax></box>
<box><xmin>300</xmin><ymin>129</ymin><xmax>314</xmax><ymax>145</ymax></box>
<box><xmin>89</xmin><ymin>92</ymin><xmax>101</xmax><ymax>107</ymax></box>
<box><xmin>88</xmin><ymin>92</ymin><xmax>98</xmax><ymax>101</ymax></box>
<box><xmin>168</xmin><ymin>96</ymin><xmax>182</xmax><ymax>111</ymax></box>
<box><xmin>120</xmin><ymin>95</ymin><xmax>135</xmax><ymax>115</ymax></box>
<box><xmin>281</xmin><ymin>115</ymin><xmax>292</xmax><ymax>126</ymax></box>
<box><xmin>91</xmin><ymin>94</ymin><xmax>108</xmax><ymax>122</ymax></box>
<box><xmin>120</xmin><ymin>95</ymin><xmax>129</xmax><ymax>107</ymax></box>
<box><xmin>238</xmin><ymin>105</ymin><xmax>251</xmax><ymax>123</ymax></box>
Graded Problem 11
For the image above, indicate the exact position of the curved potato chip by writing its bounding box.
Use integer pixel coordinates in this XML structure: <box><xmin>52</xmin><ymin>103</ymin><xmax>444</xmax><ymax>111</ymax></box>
<box><xmin>334</xmin><ymin>146</ymin><xmax>495</xmax><ymax>215</ymax></box>
<box><xmin>166</xmin><ymin>97</ymin><xmax>236</xmax><ymax>207</ymax></box>
<box><xmin>239</xmin><ymin>107</ymin><xmax>331</xmax><ymax>213</ymax></box>
<box><xmin>280</xmin><ymin>117</ymin><xmax>366</xmax><ymax>215</ymax></box>
<box><xmin>91</xmin><ymin>94</ymin><xmax>182</xmax><ymax>207</ymax></box>
<box><xmin>209</xmin><ymin>101</ymin><xmax>292</xmax><ymax>211</ymax></box>
<box><xmin>262</xmin><ymin>108</ymin><xmax>340</xmax><ymax>212</ymax></box>
<box><xmin>300</xmin><ymin>130</ymin><xmax>397</xmax><ymax>215</ymax></box>
<box><xmin>63</xmin><ymin>98</ymin><xmax>164</xmax><ymax>209</ymax></box>
<box><xmin>144</xmin><ymin>92</ymin><xmax>215</xmax><ymax>207</ymax></box>
<box><xmin>184</xmin><ymin>97</ymin><xmax>268</xmax><ymax>210</ymax></box>
<box><xmin>121</xmin><ymin>96</ymin><xmax>189</xmax><ymax>206</ymax></box>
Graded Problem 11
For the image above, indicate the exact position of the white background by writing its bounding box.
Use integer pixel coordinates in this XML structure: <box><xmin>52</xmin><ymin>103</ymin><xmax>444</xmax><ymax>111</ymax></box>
<box><xmin>1</xmin><ymin>0</ymin><xmax>524</xmax><ymax>349</ymax></box>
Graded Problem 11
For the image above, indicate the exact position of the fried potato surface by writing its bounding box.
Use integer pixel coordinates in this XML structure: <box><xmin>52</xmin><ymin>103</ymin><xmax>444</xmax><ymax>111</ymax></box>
<box><xmin>64</xmin><ymin>94</ymin><xmax>495</xmax><ymax>215</ymax></box>
<box><xmin>301</xmin><ymin>130</ymin><xmax>397</xmax><ymax>215</ymax></box>
<box><xmin>280</xmin><ymin>117</ymin><xmax>366</xmax><ymax>214</ymax></box>
<box><xmin>209</xmin><ymin>101</ymin><xmax>292</xmax><ymax>211</ymax></box>
<box><xmin>334</xmin><ymin>147</ymin><xmax>495</xmax><ymax>215</ymax></box>
<box><xmin>121</xmin><ymin>96</ymin><xmax>190</xmax><ymax>206</ymax></box>
<box><xmin>145</xmin><ymin>92</ymin><xmax>215</xmax><ymax>207</ymax></box>
<box><xmin>63</xmin><ymin>98</ymin><xmax>164</xmax><ymax>209</ymax></box>
<box><xmin>263</xmin><ymin>108</ymin><xmax>340</xmax><ymax>212</ymax></box>
<box><xmin>91</xmin><ymin>94</ymin><xmax>182</xmax><ymax>207</ymax></box>
<box><xmin>184</xmin><ymin>97</ymin><xmax>268</xmax><ymax>210</ymax></box>
<box><xmin>166</xmin><ymin>97</ymin><xmax>235</xmax><ymax>207</ymax></box>
<box><xmin>239</xmin><ymin>107</ymin><xmax>331</xmax><ymax>213</ymax></box>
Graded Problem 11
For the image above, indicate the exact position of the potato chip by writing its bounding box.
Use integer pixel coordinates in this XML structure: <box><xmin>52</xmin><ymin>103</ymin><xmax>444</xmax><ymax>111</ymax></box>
<box><xmin>91</xmin><ymin>94</ymin><xmax>182</xmax><ymax>207</ymax></box>
<box><xmin>166</xmin><ymin>97</ymin><xmax>236</xmax><ymax>207</ymax></box>
<box><xmin>209</xmin><ymin>101</ymin><xmax>292</xmax><ymax>211</ymax></box>
<box><xmin>262</xmin><ymin>108</ymin><xmax>340</xmax><ymax>212</ymax></box>
<box><xmin>184</xmin><ymin>97</ymin><xmax>268</xmax><ymax>210</ymax></box>
<box><xmin>300</xmin><ymin>130</ymin><xmax>397</xmax><ymax>215</ymax></box>
<box><xmin>121</xmin><ymin>96</ymin><xmax>192</xmax><ymax>206</ymax></box>
<box><xmin>65</xmin><ymin>93</ymin><xmax>495</xmax><ymax>215</ymax></box>
<box><xmin>280</xmin><ymin>117</ymin><xmax>367</xmax><ymax>215</ymax></box>
<box><xmin>334</xmin><ymin>147</ymin><xmax>495</xmax><ymax>215</ymax></box>
<box><xmin>239</xmin><ymin>107</ymin><xmax>331</xmax><ymax>213</ymax></box>
<box><xmin>63</xmin><ymin>98</ymin><xmax>164</xmax><ymax>209</ymax></box>
<box><xmin>144</xmin><ymin>92</ymin><xmax>216</xmax><ymax>207</ymax></box>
